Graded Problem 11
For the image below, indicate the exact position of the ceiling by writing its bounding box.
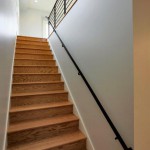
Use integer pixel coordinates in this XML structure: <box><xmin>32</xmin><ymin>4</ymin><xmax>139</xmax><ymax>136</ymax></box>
<box><xmin>19</xmin><ymin>0</ymin><xmax>56</xmax><ymax>13</ymax></box>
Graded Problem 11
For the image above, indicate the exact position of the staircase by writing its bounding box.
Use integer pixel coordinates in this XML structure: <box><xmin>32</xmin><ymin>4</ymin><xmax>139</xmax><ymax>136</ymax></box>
<box><xmin>7</xmin><ymin>36</ymin><xmax>86</xmax><ymax>150</ymax></box>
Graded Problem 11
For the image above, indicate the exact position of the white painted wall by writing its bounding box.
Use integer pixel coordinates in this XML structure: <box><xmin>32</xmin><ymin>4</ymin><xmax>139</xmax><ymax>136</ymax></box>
<box><xmin>0</xmin><ymin>0</ymin><xmax>18</xmax><ymax>149</ymax></box>
<box><xmin>19</xmin><ymin>8</ymin><xmax>49</xmax><ymax>37</ymax></box>
<box><xmin>49</xmin><ymin>0</ymin><xmax>133</xmax><ymax>149</ymax></box>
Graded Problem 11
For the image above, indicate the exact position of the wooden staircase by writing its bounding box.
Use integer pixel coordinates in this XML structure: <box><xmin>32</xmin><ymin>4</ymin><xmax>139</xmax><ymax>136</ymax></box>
<box><xmin>7</xmin><ymin>36</ymin><xmax>86</xmax><ymax>150</ymax></box>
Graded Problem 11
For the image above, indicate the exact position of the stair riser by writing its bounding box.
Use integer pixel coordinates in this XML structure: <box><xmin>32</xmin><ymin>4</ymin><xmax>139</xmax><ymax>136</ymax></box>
<box><xmin>17</xmin><ymin>41</ymin><xmax>49</xmax><ymax>46</ymax></box>
<box><xmin>17</xmin><ymin>36</ymin><xmax>47</xmax><ymax>42</ymax></box>
<box><xmin>14</xmin><ymin>66</ymin><xmax>58</xmax><ymax>74</ymax></box>
<box><xmin>10</xmin><ymin>105</ymin><xmax>73</xmax><ymax>123</ymax></box>
<box><xmin>15</xmin><ymin>54</ymin><xmax>53</xmax><ymax>59</ymax></box>
<box><xmin>16</xmin><ymin>44</ymin><xmax>50</xmax><ymax>50</ymax></box>
<box><xmin>11</xmin><ymin>93</ymin><xmax>68</xmax><ymax>107</ymax></box>
<box><xmin>13</xmin><ymin>74</ymin><xmax>61</xmax><ymax>83</ymax></box>
<box><xmin>16</xmin><ymin>49</ymin><xmax>51</xmax><ymax>54</ymax></box>
<box><xmin>50</xmin><ymin>139</ymin><xmax>86</xmax><ymax>150</ymax></box>
<box><xmin>8</xmin><ymin>121</ymin><xmax>79</xmax><ymax>147</ymax></box>
<box><xmin>12</xmin><ymin>83</ymin><xmax>64</xmax><ymax>94</ymax></box>
<box><xmin>15</xmin><ymin>60</ymin><xmax>55</xmax><ymax>66</ymax></box>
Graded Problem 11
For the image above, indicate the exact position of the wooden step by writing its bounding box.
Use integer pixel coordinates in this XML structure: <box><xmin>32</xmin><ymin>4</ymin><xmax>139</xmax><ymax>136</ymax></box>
<box><xmin>10</xmin><ymin>101</ymin><xmax>73</xmax><ymax>123</ymax></box>
<box><xmin>16</xmin><ymin>48</ymin><xmax>52</xmax><ymax>54</ymax></box>
<box><xmin>15</xmin><ymin>53</ymin><xmax>53</xmax><ymax>59</ymax></box>
<box><xmin>13</xmin><ymin>73</ymin><xmax>61</xmax><ymax>83</ymax></box>
<box><xmin>17</xmin><ymin>36</ymin><xmax>47</xmax><ymax>42</ymax></box>
<box><xmin>8</xmin><ymin>131</ymin><xmax>86</xmax><ymax>150</ymax></box>
<box><xmin>12</xmin><ymin>81</ymin><xmax>64</xmax><ymax>94</ymax></box>
<box><xmin>11</xmin><ymin>90</ymin><xmax>68</xmax><ymax>107</ymax></box>
<box><xmin>16</xmin><ymin>44</ymin><xmax>50</xmax><ymax>50</ymax></box>
<box><xmin>8</xmin><ymin>35</ymin><xmax>86</xmax><ymax>150</ymax></box>
<box><xmin>17</xmin><ymin>40</ymin><xmax>49</xmax><ymax>46</ymax></box>
<box><xmin>8</xmin><ymin>114</ymin><xmax>79</xmax><ymax>147</ymax></box>
<box><xmin>14</xmin><ymin>59</ymin><xmax>56</xmax><ymax>66</ymax></box>
<box><xmin>14</xmin><ymin>66</ymin><xmax>58</xmax><ymax>74</ymax></box>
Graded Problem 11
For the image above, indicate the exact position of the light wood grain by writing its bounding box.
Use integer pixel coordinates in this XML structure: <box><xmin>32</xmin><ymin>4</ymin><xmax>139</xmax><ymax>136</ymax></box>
<box><xmin>16</xmin><ymin>44</ymin><xmax>50</xmax><ymax>50</ymax></box>
<box><xmin>13</xmin><ymin>73</ymin><xmax>61</xmax><ymax>83</ymax></box>
<box><xmin>17</xmin><ymin>36</ymin><xmax>47</xmax><ymax>42</ymax></box>
<box><xmin>12</xmin><ymin>81</ymin><xmax>64</xmax><ymax>93</ymax></box>
<box><xmin>14</xmin><ymin>59</ymin><xmax>56</xmax><ymax>66</ymax></box>
<box><xmin>17</xmin><ymin>40</ymin><xmax>49</xmax><ymax>46</ymax></box>
<box><xmin>8</xmin><ymin>115</ymin><xmax>79</xmax><ymax>147</ymax></box>
<box><xmin>14</xmin><ymin>66</ymin><xmax>58</xmax><ymax>74</ymax></box>
<box><xmin>11</xmin><ymin>90</ymin><xmax>68</xmax><ymax>107</ymax></box>
<box><xmin>7</xmin><ymin>36</ymin><xmax>86</xmax><ymax>150</ymax></box>
<box><xmin>16</xmin><ymin>48</ymin><xmax>52</xmax><ymax>54</ymax></box>
<box><xmin>10</xmin><ymin>102</ymin><xmax>73</xmax><ymax>123</ymax></box>
<box><xmin>15</xmin><ymin>53</ymin><xmax>53</xmax><ymax>59</ymax></box>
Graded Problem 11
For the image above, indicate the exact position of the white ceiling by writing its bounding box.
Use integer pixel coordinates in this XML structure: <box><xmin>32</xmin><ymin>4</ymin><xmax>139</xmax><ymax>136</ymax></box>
<box><xmin>19</xmin><ymin>0</ymin><xmax>56</xmax><ymax>13</ymax></box>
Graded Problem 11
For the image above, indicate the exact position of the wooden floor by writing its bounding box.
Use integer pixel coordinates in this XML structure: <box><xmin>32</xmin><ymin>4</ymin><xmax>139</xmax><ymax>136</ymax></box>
<box><xmin>7</xmin><ymin>36</ymin><xmax>86</xmax><ymax>150</ymax></box>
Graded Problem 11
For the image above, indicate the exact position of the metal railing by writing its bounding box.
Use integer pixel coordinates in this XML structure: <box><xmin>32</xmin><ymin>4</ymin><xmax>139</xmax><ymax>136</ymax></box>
<box><xmin>48</xmin><ymin>0</ymin><xmax>77</xmax><ymax>29</ymax></box>
<box><xmin>47</xmin><ymin>1</ymin><xmax>133</xmax><ymax>149</ymax></box>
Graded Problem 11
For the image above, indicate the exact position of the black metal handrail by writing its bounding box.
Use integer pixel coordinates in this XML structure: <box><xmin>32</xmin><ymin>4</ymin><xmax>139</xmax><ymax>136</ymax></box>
<box><xmin>47</xmin><ymin>1</ymin><xmax>133</xmax><ymax>149</ymax></box>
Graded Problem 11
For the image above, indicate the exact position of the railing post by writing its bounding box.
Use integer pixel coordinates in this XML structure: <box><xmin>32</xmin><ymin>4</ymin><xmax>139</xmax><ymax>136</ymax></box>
<box><xmin>64</xmin><ymin>0</ymin><xmax>66</xmax><ymax>14</ymax></box>
<box><xmin>54</xmin><ymin>5</ymin><xmax>56</xmax><ymax>28</ymax></box>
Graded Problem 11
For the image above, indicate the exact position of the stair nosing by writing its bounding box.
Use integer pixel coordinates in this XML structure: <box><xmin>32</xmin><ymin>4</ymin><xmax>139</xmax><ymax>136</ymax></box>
<box><xmin>15</xmin><ymin>58</ymin><xmax>54</xmax><ymax>61</ymax></box>
<box><xmin>17</xmin><ymin>36</ymin><xmax>47</xmax><ymax>40</ymax></box>
<box><xmin>10</xmin><ymin>102</ymin><xmax>73</xmax><ymax>113</ymax></box>
<box><xmin>16</xmin><ymin>48</ymin><xmax>50</xmax><ymax>51</ymax></box>
<box><xmin>14</xmin><ymin>65</ymin><xmax>56</xmax><ymax>67</ymax></box>
<box><xmin>11</xmin><ymin>90</ymin><xmax>68</xmax><ymax>97</ymax></box>
<box><xmin>8</xmin><ymin>114</ymin><xmax>79</xmax><ymax>133</ymax></box>
<box><xmin>15</xmin><ymin>52</ymin><xmax>53</xmax><ymax>56</ymax></box>
<box><xmin>16</xmin><ymin>39</ymin><xmax>50</xmax><ymax>46</ymax></box>
<box><xmin>12</xmin><ymin>81</ymin><xmax>64</xmax><ymax>85</ymax></box>
<box><xmin>13</xmin><ymin>73</ymin><xmax>60</xmax><ymax>75</ymax></box>
<box><xmin>17</xmin><ymin>41</ymin><xmax>48</xmax><ymax>44</ymax></box>
<box><xmin>17</xmin><ymin>43</ymin><xmax>49</xmax><ymax>46</ymax></box>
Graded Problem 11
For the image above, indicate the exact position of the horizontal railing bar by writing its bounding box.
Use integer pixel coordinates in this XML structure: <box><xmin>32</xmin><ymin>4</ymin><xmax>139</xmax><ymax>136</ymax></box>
<box><xmin>56</xmin><ymin>14</ymin><xmax>64</xmax><ymax>25</ymax></box>
<box><xmin>56</xmin><ymin>10</ymin><xmax>64</xmax><ymax>20</ymax></box>
<box><xmin>56</xmin><ymin>0</ymin><xmax>64</xmax><ymax>9</ymax></box>
<box><xmin>56</xmin><ymin>6</ymin><xmax>64</xmax><ymax>17</ymax></box>
<box><xmin>66</xmin><ymin>0</ymin><xmax>74</xmax><ymax>9</ymax></box>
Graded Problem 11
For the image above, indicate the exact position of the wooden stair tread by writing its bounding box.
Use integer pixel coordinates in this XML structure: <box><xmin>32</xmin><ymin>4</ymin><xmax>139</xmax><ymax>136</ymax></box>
<box><xmin>16</xmin><ymin>48</ymin><xmax>50</xmax><ymax>51</ymax></box>
<box><xmin>10</xmin><ymin>101</ymin><xmax>72</xmax><ymax>113</ymax></box>
<box><xmin>17</xmin><ymin>40</ymin><xmax>48</xmax><ymax>43</ymax></box>
<box><xmin>17</xmin><ymin>36</ymin><xmax>47</xmax><ymax>40</ymax></box>
<box><xmin>13</xmin><ymin>81</ymin><xmax>63</xmax><ymax>85</ymax></box>
<box><xmin>8</xmin><ymin>131</ymin><xmax>86</xmax><ymax>150</ymax></box>
<box><xmin>13</xmin><ymin>73</ymin><xmax>60</xmax><ymax>75</ymax></box>
<box><xmin>11</xmin><ymin>90</ymin><xmax>67</xmax><ymax>97</ymax></box>
<box><xmin>15</xmin><ymin>58</ymin><xmax>54</xmax><ymax>61</ymax></box>
<box><xmin>8</xmin><ymin>114</ymin><xmax>78</xmax><ymax>133</ymax></box>
<box><xmin>14</xmin><ymin>65</ymin><xmax>56</xmax><ymax>67</ymax></box>
<box><xmin>16</xmin><ymin>42</ymin><xmax>49</xmax><ymax>45</ymax></box>
<box><xmin>16</xmin><ymin>52</ymin><xmax>52</xmax><ymax>56</ymax></box>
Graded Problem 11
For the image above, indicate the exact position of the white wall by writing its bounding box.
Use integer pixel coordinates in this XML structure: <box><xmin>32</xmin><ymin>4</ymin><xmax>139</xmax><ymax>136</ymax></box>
<box><xmin>20</xmin><ymin>8</ymin><xmax>49</xmax><ymax>38</ymax></box>
<box><xmin>49</xmin><ymin>0</ymin><xmax>133</xmax><ymax>149</ymax></box>
<box><xmin>0</xmin><ymin>0</ymin><xmax>18</xmax><ymax>149</ymax></box>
